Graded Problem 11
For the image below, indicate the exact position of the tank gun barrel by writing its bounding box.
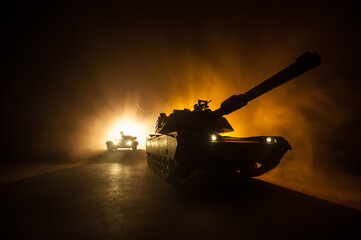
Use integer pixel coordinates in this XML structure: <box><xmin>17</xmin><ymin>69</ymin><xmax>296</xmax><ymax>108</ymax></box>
<box><xmin>213</xmin><ymin>52</ymin><xmax>321</xmax><ymax>117</ymax></box>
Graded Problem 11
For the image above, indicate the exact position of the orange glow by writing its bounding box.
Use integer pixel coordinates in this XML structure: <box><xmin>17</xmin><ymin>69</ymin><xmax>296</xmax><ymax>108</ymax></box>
<box><xmin>95</xmin><ymin>111</ymin><xmax>154</xmax><ymax>150</ymax></box>
<box><xmin>65</xmin><ymin>48</ymin><xmax>361</xmax><ymax>210</ymax></box>
<box><xmin>75</xmin><ymin>94</ymin><xmax>156</xmax><ymax>151</ymax></box>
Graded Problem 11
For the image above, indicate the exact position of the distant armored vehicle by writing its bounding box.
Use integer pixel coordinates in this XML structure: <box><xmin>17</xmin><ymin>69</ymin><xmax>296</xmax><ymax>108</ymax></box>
<box><xmin>106</xmin><ymin>131</ymin><xmax>138</xmax><ymax>151</ymax></box>
<box><xmin>146</xmin><ymin>52</ymin><xmax>321</xmax><ymax>182</ymax></box>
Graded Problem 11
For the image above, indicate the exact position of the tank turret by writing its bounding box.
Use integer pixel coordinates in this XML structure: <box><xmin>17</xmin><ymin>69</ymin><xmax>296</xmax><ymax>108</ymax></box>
<box><xmin>146</xmin><ymin>52</ymin><xmax>321</xmax><ymax>182</ymax></box>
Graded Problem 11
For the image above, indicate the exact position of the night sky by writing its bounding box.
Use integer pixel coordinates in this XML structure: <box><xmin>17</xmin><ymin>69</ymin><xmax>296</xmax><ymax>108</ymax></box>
<box><xmin>2</xmin><ymin>0</ymin><xmax>361</xmax><ymax>180</ymax></box>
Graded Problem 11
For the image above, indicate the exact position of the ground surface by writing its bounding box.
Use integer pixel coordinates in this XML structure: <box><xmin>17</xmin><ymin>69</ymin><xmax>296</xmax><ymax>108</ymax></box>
<box><xmin>1</xmin><ymin>150</ymin><xmax>360</xmax><ymax>239</ymax></box>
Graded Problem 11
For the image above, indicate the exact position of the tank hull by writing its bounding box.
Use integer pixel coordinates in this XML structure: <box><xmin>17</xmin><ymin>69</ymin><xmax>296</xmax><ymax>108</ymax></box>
<box><xmin>106</xmin><ymin>140</ymin><xmax>138</xmax><ymax>151</ymax></box>
<box><xmin>146</xmin><ymin>131</ymin><xmax>291</xmax><ymax>181</ymax></box>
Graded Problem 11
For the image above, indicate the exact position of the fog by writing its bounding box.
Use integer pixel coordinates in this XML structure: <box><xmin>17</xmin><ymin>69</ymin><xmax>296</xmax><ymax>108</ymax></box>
<box><xmin>2</xmin><ymin>1</ymin><xmax>360</xmax><ymax>207</ymax></box>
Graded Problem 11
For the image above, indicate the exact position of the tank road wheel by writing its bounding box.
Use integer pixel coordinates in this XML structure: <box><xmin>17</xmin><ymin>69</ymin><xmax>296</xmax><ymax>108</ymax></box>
<box><xmin>146</xmin><ymin>153</ymin><xmax>179</xmax><ymax>183</ymax></box>
<box><xmin>165</xmin><ymin>158</ymin><xmax>170</xmax><ymax>174</ymax></box>
<box><xmin>132</xmin><ymin>144</ymin><xmax>137</xmax><ymax>151</ymax></box>
<box><xmin>163</xmin><ymin>158</ymin><xmax>178</xmax><ymax>182</ymax></box>
<box><xmin>148</xmin><ymin>153</ymin><xmax>154</xmax><ymax>168</ymax></box>
<box><xmin>147</xmin><ymin>153</ymin><xmax>152</xmax><ymax>167</ymax></box>
<box><xmin>106</xmin><ymin>144</ymin><xmax>113</xmax><ymax>151</ymax></box>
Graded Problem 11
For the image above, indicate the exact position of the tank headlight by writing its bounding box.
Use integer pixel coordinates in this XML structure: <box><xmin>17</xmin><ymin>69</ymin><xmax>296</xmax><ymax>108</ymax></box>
<box><xmin>126</xmin><ymin>141</ymin><xmax>132</xmax><ymax>146</ymax></box>
<box><xmin>265</xmin><ymin>137</ymin><xmax>277</xmax><ymax>144</ymax></box>
<box><xmin>211</xmin><ymin>134</ymin><xmax>220</xmax><ymax>142</ymax></box>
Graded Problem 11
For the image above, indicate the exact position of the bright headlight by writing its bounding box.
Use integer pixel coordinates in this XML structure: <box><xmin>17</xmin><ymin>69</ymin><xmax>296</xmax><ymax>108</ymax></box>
<box><xmin>126</xmin><ymin>141</ymin><xmax>132</xmax><ymax>146</ymax></box>
<box><xmin>211</xmin><ymin>134</ymin><xmax>220</xmax><ymax>142</ymax></box>
<box><xmin>265</xmin><ymin>137</ymin><xmax>277</xmax><ymax>144</ymax></box>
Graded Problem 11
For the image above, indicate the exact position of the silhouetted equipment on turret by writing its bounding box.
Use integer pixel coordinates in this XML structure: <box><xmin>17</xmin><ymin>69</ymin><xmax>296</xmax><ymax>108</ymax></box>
<box><xmin>146</xmin><ymin>52</ymin><xmax>321</xmax><ymax>182</ymax></box>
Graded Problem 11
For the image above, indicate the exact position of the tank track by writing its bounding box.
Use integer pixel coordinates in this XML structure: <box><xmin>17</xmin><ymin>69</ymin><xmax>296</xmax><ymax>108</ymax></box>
<box><xmin>147</xmin><ymin>153</ymin><xmax>179</xmax><ymax>182</ymax></box>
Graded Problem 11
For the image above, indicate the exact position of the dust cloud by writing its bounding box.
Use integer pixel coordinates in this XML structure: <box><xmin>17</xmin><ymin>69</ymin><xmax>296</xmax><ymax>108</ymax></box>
<box><xmin>3</xmin><ymin>1</ymin><xmax>360</xmax><ymax>208</ymax></box>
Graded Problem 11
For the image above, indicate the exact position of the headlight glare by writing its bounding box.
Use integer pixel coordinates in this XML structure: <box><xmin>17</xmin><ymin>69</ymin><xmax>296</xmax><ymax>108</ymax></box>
<box><xmin>265</xmin><ymin>136</ymin><xmax>277</xmax><ymax>144</ymax></box>
<box><xmin>211</xmin><ymin>134</ymin><xmax>221</xmax><ymax>142</ymax></box>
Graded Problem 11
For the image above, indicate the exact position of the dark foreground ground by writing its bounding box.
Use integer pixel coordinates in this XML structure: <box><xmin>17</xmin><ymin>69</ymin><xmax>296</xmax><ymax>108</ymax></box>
<box><xmin>1</xmin><ymin>150</ymin><xmax>360</xmax><ymax>239</ymax></box>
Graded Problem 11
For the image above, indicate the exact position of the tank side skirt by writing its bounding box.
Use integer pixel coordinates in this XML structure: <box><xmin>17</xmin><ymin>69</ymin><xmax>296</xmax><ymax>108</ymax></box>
<box><xmin>146</xmin><ymin>134</ymin><xmax>184</xmax><ymax>181</ymax></box>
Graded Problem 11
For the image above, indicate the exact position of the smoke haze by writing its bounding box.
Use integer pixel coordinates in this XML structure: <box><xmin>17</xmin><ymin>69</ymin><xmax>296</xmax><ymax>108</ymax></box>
<box><xmin>2</xmin><ymin>0</ymin><xmax>360</xmax><ymax>207</ymax></box>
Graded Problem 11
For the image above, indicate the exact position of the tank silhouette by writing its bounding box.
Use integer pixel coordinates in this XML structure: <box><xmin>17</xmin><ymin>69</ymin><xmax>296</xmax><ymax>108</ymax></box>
<box><xmin>146</xmin><ymin>52</ymin><xmax>321</xmax><ymax>181</ymax></box>
<box><xmin>106</xmin><ymin>131</ymin><xmax>138</xmax><ymax>151</ymax></box>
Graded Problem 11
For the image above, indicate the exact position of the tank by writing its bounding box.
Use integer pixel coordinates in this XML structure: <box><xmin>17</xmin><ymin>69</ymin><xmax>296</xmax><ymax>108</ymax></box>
<box><xmin>106</xmin><ymin>131</ymin><xmax>138</xmax><ymax>151</ymax></box>
<box><xmin>146</xmin><ymin>52</ymin><xmax>321</xmax><ymax>182</ymax></box>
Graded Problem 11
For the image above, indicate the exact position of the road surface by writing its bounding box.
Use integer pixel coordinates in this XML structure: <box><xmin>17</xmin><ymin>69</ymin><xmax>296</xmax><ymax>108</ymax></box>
<box><xmin>1</xmin><ymin>150</ymin><xmax>360</xmax><ymax>239</ymax></box>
